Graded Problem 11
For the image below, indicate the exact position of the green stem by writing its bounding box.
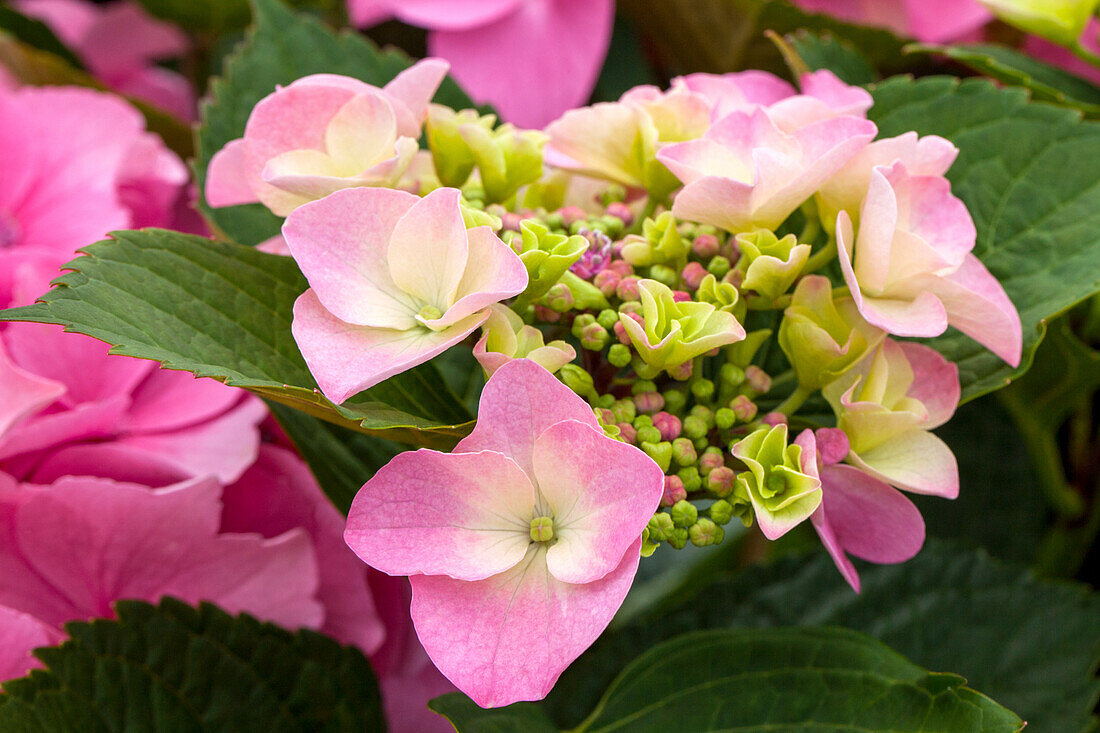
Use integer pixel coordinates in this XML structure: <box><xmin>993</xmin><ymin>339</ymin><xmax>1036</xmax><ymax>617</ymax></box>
<box><xmin>774</xmin><ymin>384</ymin><xmax>813</xmax><ymax>416</ymax></box>
<box><xmin>998</xmin><ymin>392</ymin><xmax>1086</xmax><ymax>518</ymax></box>
<box><xmin>798</xmin><ymin>211</ymin><xmax>821</xmax><ymax>246</ymax></box>
<box><xmin>1071</xmin><ymin>39</ymin><xmax>1100</xmax><ymax>68</ymax></box>
<box><xmin>745</xmin><ymin>294</ymin><xmax>793</xmax><ymax>310</ymax></box>
<box><xmin>802</xmin><ymin>238</ymin><xmax>837</xmax><ymax>274</ymax></box>
<box><xmin>626</xmin><ymin>197</ymin><xmax>660</xmax><ymax>236</ymax></box>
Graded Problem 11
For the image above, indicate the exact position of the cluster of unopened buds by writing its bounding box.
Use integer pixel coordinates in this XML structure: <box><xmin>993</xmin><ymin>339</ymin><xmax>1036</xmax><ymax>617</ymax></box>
<box><xmin>205</xmin><ymin>57</ymin><xmax>1024</xmax><ymax>708</ymax></box>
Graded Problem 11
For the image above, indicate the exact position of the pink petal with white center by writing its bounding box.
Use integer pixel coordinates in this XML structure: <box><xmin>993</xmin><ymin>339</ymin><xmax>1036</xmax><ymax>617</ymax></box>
<box><xmin>292</xmin><ymin>290</ymin><xmax>487</xmax><ymax>403</ymax></box>
<box><xmin>421</xmin><ymin>226</ymin><xmax>528</xmax><ymax>330</ymax></box>
<box><xmin>921</xmin><ymin>254</ymin><xmax>1023</xmax><ymax>367</ymax></box>
<box><xmin>345</xmin><ymin>449</ymin><xmax>535</xmax><ymax>581</ymax></box>
<box><xmin>673</xmin><ymin>71</ymin><xmax>797</xmax><ymax>121</ymax></box>
<box><xmin>382</xmin><ymin>58</ymin><xmax>452</xmax><ymax>137</ymax></box>
<box><xmin>896</xmin><ymin>342</ymin><xmax>960</xmax><ymax>429</ymax></box>
<box><xmin>223</xmin><ymin>445</ymin><xmax>385</xmax><ymax>654</ymax></box>
<box><xmin>324</xmin><ymin>91</ymin><xmax>399</xmax><ymax>168</ymax></box>
<box><xmin>205</xmin><ymin>139</ymin><xmax>258</xmax><ymax>206</ymax></box>
<box><xmin>410</xmin><ymin>538</ymin><xmax>642</xmax><ymax>708</ymax></box>
<box><xmin>261</xmin><ymin>137</ymin><xmax>417</xmax><ymax>202</ymax></box>
<box><xmin>283</xmin><ymin>187</ymin><xmax>421</xmax><ymax>329</ymax></box>
<box><xmin>837</xmin><ymin>211</ymin><xmax>949</xmax><ymax>337</ymax></box>
<box><xmin>457</xmin><ymin>358</ymin><xmax>601</xmax><ymax>477</ymax></box>
<box><xmin>0</xmin><ymin>604</ymin><xmax>62</xmax><ymax>680</ymax></box>
<box><xmin>387</xmin><ymin>187</ymin><xmax>469</xmax><ymax>308</ymax></box>
<box><xmin>533</xmin><ymin>420</ymin><xmax>664</xmax><ymax>584</ymax></box>
<box><xmin>0</xmin><ymin>341</ymin><xmax>64</xmax><ymax>439</ymax></box>
<box><xmin>850</xmin><ymin>167</ymin><xmax>899</xmax><ymax>291</ymax></box>
<box><xmin>849</xmin><ymin>429</ymin><xmax>959</xmax><ymax>498</ymax></box>
<box><xmin>819</xmin><ymin>464</ymin><xmax>925</xmax><ymax>563</ymax></box>
<box><xmin>799</xmin><ymin>70</ymin><xmax>874</xmax><ymax>117</ymax></box>
<box><xmin>544</xmin><ymin>102</ymin><xmax>650</xmax><ymax>186</ymax></box>
<box><xmin>430</xmin><ymin>0</ymin><xmax>614</xmax><ymax>128</ymax></box>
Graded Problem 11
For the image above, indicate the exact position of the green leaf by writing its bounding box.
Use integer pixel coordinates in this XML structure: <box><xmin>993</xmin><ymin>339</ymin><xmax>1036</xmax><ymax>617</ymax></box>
<box><xmin>429</xmin><ymin>695</ymin><xmax>557</xmax><ymax>733</ymax></box>
<box><xmin>195</xmin><ymin>0</ymin><xmax>477</xmax><ymax>246</ymax></box>
<box><xmin>0</xmin><ymin>6</ymin><xmax>83</xmax><ymax>69</ymax></box>
<box><xmin>266</xmin><ymin>401</ymin><xmax>400</xmax><ymax>514</ymax></box>
<box><xmin>868</xmin><ymin>76</ymin><xmax>1100</xmax><ymax>401</ymax></box>
<box><xmin>136</xmin><ymin>0</ymin><xmax>252</xmax><ymax>33</ymax></box>
<box><xmin>908</xmin><ymin>43</ymin><xmax>1100</xmax><ymax>116</ymax></box>
<box><xmin>570</xmin><ymin>627</ymin><xmax>1022</xmax><ymax>733</ymax></box>
<box><xmin>616</xmin><ymin>0</ymin><xmax>912</xmax><ymax>80</ymax></box>
<box><xmin>0</xmin><ymin>228</ymin><xmax>473</xmax><ymax>448</ymax></box>
<box><xmin>545</xmin><ymin>543</ymin><xmax>1100</xmax><ymax>733</ymax></box>
<box><xmin>786</xmin><ymin>30</ymin><xmax>877</xmax><ymax>85</ymax></box>
<box><xmin>0</xmin><ymin>598</ymin><xmax>384</xmax><ymax>732</ymax></box>
<box><xmin>0</xmin><ymin>35</ymin><xmax>193</xmax><ymax>158</ymax></box>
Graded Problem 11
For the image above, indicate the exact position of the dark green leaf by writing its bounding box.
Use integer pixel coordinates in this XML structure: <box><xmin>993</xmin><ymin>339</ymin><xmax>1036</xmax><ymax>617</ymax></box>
<box><xmin>868</xmin><ymin>76</ymin><xmax>1100</xmax><ymax>401</ymax></box>
<box><xmin>266</xmin><ymin>400</ymin><xmax>400</xmax><ymax>514</ymax></box>
<box><xmin>0</xmin><ymin>229</ymin><xmax>473</xmax><ymax>448</ymax></box>
<box><xmin>546</xmin><ymin>543</ymin><xmax>1100</xmax><ymax>733</ymax></box>
<box><xmin>0</xmin><ymin>6</ymin><xmax>83</xmax><ymax>69</ymax></box>
<box><xmin>429</xmin><ymin>695</ymin><xmax>557</xmax><ymax>733</ymax></box>
<box><xmin>195</xmin><ymin>0</ymin><xmax>477</xmax><ymax>246</ymax></box>
<box><xmin>136</xmin><ymin>0</ymin><xmax>251</xmax><ymax>33</ymax></box>
<box><xmin>909</xmin><ymin>43</ymin><xmax>1100</xmax><ymax>116</ymax></box>
<box><xmin>0</xmin><ymin>598</ymin><xmax>384</xmax><ymax>732</ymax></box>
<box><xmin>786</xmin><ymin>30</ymin><xmax>877</xmax><ymax>85</ymax></box>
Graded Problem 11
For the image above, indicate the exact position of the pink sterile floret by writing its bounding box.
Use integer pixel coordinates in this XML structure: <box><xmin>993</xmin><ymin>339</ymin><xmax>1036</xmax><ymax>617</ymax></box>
<box><xmin>344</xmin><ymin>359</ymin><xmax>665</xmax><ymax>707</ymax></box>
<box><xmin>285</xmin><ymin>186</ymin><xmax>528</xmax><ymax>403</ymax></box>
<box><xmin>0</xmin><ymin>473</ymin><xmax>322</xmax><ymax>680</ymax></box>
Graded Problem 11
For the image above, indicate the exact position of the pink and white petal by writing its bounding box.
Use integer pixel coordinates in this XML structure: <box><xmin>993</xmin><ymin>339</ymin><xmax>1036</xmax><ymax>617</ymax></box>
<box><xmin>382</xmin><ymin>57</ymin><xmax>452</xmax><ymax>137</ymax></box>
<box><xmin>658</xmin><ymin>137</ymin><xmax>754</xmax><ymax>185</ymax></box>
<box><xmin>849</xmin><ymin>429</ymin><xmax>959</xmax><ymax>498</ymax></box>
<box><xmin>222</xmin><ymin>445</ymin><xmax>385</xmax><ymax>654</ymax></box>
<box><xmin>533</xmin><ymin>420</ymin><xmax>663</xmax><ymax>584</ymax></box>
<box><xmin>0</xmin><ymin>605</ymin><xmax>62</xmax><ymax>681</ymax></box>
<box><xmin>292</xmin><ymin>290</ymin><xmax>486</xmax><ymax>404</ymax></box>
<box><xmin>545</xmin><ymin>103</ymin><xmax>648</xmax><ymax>185</ymax></box>
<box><xmin>282</xmin><ymin>187</ymin><xmax>421</xmax><ymax>329</ymax></box>
<box><xmin>205</xmin><ymin>139</ymin><xmax>258</xmax><ymax>206</ymax></box>
<box><xmin>410</xmin><ymin>538</ymin><xmax>641</xmax><ymax>708</ymax></box>
<box><xmin>430</xmin><ymin>0</ymin><xmax>614</xmax><ymax>129</ymax></box>
<box><xmin>819</xmin><ymin>464</ymin><xmax>925</xmax><ymax>563</ymax></box>
<box><xmin>896</xmin><ymin>342</ymin><xmax>960</xmax><ymax>429</ymax></box>
<box><xmin>325</xmin><ymin>92</ymin><xmax>398</xmax><ymax>168</ymax></box>
<box><xmin>799</xmin><ymin>70</ymin><xmax>874</xmax><ymax>117</ymax></box>
<box><xmin>392</xmin><ymin>0</ymin><xmax>522</xmax><ymax>31</ymax></box>
<box><xmin>107</xmin><ymin>396</ymin><xmax>266</xmax><ymax>483</ymax></box>
<box><xmin>456</xmin><ymin>358</ymin><xmax>600</xmax><ymax>476</ymax></box>
<box><xmin>852</xmin><ymin>168</ymin><xmax>900</xmax><ymax>292</ymax></box>
<box><xmin>922</xmin><ymin>254</ymin><xmax>1023</xmax><ymax>367</ymax></box>
<box><xmin>670</xmin><ymin>175</ymin><xmax>754</xmax><ymax>232</ymax></box>
<box><xmin>810</xmin><ymin>506</ymin><xmax>861</xmax><ymax>592</ymax></box>
<box><xmin>387</xmin><ymin>187</ymin><xmax>469</xmax><ymax>308</ymax></box>
<box><xmin>424</xmin><ymin>227</ymin><xmax>528</xmax><ymax>329</ymax></box>
<box><xmin>0</xmin><ymin>342</ymin><xmax>64</xmax><ymax>439</ymax></box>
<box><xmin>346</xmin><ymin>449</ymin><xmax>535</xmax><ymax>581</ymax></box>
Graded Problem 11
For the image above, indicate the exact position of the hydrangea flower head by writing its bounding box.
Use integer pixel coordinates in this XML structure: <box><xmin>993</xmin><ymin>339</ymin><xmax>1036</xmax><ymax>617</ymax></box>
<box><xmin>286</xmin><ymin>186</ymin><xmax>528</xmax><ymax>403</ymax></box>
<box><xmin>344</xmin><ymin>359</ymin><xmax>665</xmax><ymax>707</ymax></box>
<box><xmin>791</xmin><ymin>0</ymin><xmax>992</xmax><ymax>43</ymax></box>
<box><xmin>205</xmin><ymin>61</ymin><xmax>449</xmax><ymax>216</ymax></box>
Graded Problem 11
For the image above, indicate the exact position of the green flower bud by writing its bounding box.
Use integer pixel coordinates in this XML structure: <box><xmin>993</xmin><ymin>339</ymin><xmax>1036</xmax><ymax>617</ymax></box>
<box><xmin>735</xmin><ymin>229</ymin><xmax>811</xmax><ymax>301</ymax></box>
<box><xmin>426</xmin><ymin>105</ymin><xmax>494</xmax><ymax>188</ymax></box>
<box><xmin>619</xmin><ymin>279</ymin><xmax>746</xmax><ymax>375</ymax></box>
<box><xmin>695</xmin><ymin>274</ymin><xmax>740</xmax><ymax>314</ymax></box>
<box><xmin>719</xmin><ymin>363</ymin><xmax>746</xmax><ymax>389</ymax></box>
<box><xmin>611</xmin><ymin>398</ymin><xmax>636</xmax><ymax>424</ymax></box>
<box><xmin>620</xmin><ymin>211</ymin><xmax>688</xmax><ymax>267</ymax></box>
<box><xmin>608</xmin><ymin>343</ymin><xmax>632</xmax><ymax>367</ymax></box>
<box><xmin>559</xmin><ymin>364</ymin><xmax>596</xmax><ymax>400</ymax></box>
<box><xmin>597</xmin><ymin>309</ymin><xmax>620</xmax><ymax>330</ymax></box>
<box><xmin>649</xmin><ymin>264</ymin><xmax>679</xmax><ymax>289</ymax></box>
<box><xmin>690</xmin><ymin>378</ymin><xmax>715</xmax><ymax>401</ymax></box>
<box><xmin>662</xmin><ymin>388</ymin><xmax>687</xmax><ymax>413</ymax></box>
<box><xmin>667</xmin><ymin>526</ymin><xmax>689</xmax><ymax>549</ymax></box>
<box><xmin>677</xmin><ymin>466</ymin><xmax>702</xmax><ymax>493</ymax></box>
<box><xmin>633</xmin><ymin>380</ymin><xmax>659</xmax><ymax>395</ymax></box>
<box><xmin>460</xmin><ymin>203</ymin><xmax>502</xmax><ymax>230</ymax></box>
<box><xmin>689</xmin><ymin>517</ymin><xmax>724</xmax><ymax>546</ymax></box>
<box><xmin>779</xmin><ymin>275</ymin><xmax>884</xmax><ymax>391</ymax></box>
<box><xmin>731</xmin><ymin>424</ymin><xmax>822</xmax><ymax>539</ymax></box>
<box><xmin>682</xmin><ymin>415</ymin><xmax>708</xmax><ymax>440</ymax></box>
<box><xmin>706</xmin><ymin>255</ymin><xmax>732</xmax><ymax>280</ymax></box>
<box><xmin>633</xmin><ymin>414</ymin><xmax>654</xmax><ymax>429</ymax></box>
<box><xmin>714</xmin><ymin>407</ymin><xmax>736</xmax><ymax>430</ymax></box>
<box><xmin>706</xmin><ymin>466</ymin><xmax>736</xmax><ymax>497</ymax></box>
<box><xmin>514</xmin><ymin>220</ymin><xmax>588</xmax><ymax>306</ymax></box>
<box><xmin>459</xmin><ymin>121</ymin><xmax>547</xmax><ymax>204</ymax></box>
<box><xmin>671</xmin><ymin>437</ymin><xmax>698</xmax><ymax>467</ymax></box>
<box><xmin>670</xmin><ymin>499</ymin><xmax>698</xmax><ymax>528</ymax></box>
<box><xmin>641</xmin><ymin>441</ymin><xmax>673</xmax><ymax>472</ymax></box>
<box><xmin>636</xmin><ymin>425</ymin><xmax>662</xmax><ymax>445</ymax></box>
<box><xmin>709</xmin><ymin>499</ymin><xmax>734</xmax><ymax>525</ymax></box>
<box><xmin>647</xmin><ymin>512</ymin><xmax>675</xmax><ymax>541</ymax></box>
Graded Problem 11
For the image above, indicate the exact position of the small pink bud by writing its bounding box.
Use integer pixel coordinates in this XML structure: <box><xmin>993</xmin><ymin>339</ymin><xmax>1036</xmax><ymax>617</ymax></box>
<box><xmin>661</xmin><ymin>475</ymin><xmax>687</xmax><ymax>507</ymax></box>
<box><xmin>729</xmin><ymin>395</ymin><xmax>757</xmax><ymax>422</ymax></box>
<box><xmin>605</xmin><ymin>201</ymin><xmax>634</xmax><ymax>227</ymax></box>
<box><xmin>672</xmin><ymin>290</ymin><xmax>692</xmax><ymax>303</ymax></box>
<box><xmin>594</xmin><ymin>269</ymin><xmax>621</xmax><ymax>297</ymax></box>
<box><xmin>744</xmin><ymin>366</ymin><xmax>772</xmax><ymax>394</ymax></box>
<box><xmin>596</xmin><ymin>407</ymin><xmax>616</xmax><ymax>425</ymax></box>
<box><xmin>652</xmin><ymin>412</ymin><xmax>682</xmax><ymax>441</ymax></box>
<box><xmin>617</xmin><ymin>422</ymin><xmax>638</xmax><ymax>443</ymax></box>
<box><xmin>815</xmin><ymin>428</ymin><xmax>850</xmax><ymax>465</ymax></box>
<box><xmin>634</xmin><ymin>391</ymin><xmax>665</xmax><ymax>414</ymax></box>
<box><xmin>692</xmin><ymin>233</ymin><xmax>720</xmax><ymax>258</ymax></box>
<box><xmin>698</xmin><ymin>450</ymin><xmax>725</xmax><ymax>475</ymax></box>
<box><xmin>559</xmin><ymin>205</ymin><xmax>587</xmax><ymax>227</ymax></box>
<box><xmin>534</xmin><ymin>305</ymin><xmax>562</xmax><ymax>323</ymax></box>
<box><xmin>706</xmin><ymin>466</ymin><xmax>735</xmax><ymax>497</ymax></box>
<box><xmin>681</xmin><ymin>262</ymin><xmax>708</xmax><ymax>290</ymax></box>
<box><xmin>723</xmin><ymin>239</ymin><xmax>740</xmax><ymax>261</ymax></box>
<box><xmin>723</xmin><ymin>269</ymin><xmax>744</xmax><ymax>288</ymax></box>
<box><xmin>762</xmin><ymin>411</ymin><xmax>787</xmax><ymax>427</ymax></box>
<box><xmin>667</xmin><ymin>360</ymin><xmax>693</xmax><ymax>380</ymax></box>
<box><xmin>616</xmin><ymin>275</ymin><xmax>641</xmax><ymax>301</ymax></box>
<box><xmin>501</xmin><ymin>212</ymin><xmax>524</xmax><ymax>232</ymax></box>
<box><xmin>607</xmin><ymin>260</ymin><xmax>634</xmax><ymax>277</ymax></box>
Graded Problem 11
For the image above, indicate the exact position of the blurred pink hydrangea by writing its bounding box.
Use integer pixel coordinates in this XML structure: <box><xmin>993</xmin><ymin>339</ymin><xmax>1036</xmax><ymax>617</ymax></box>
<box><xmin>791</xmin><ymin>0</ymin><xmax>992</xmax><ymax>43</ymax></box>
<box><xmin>15</xmin><ymin>0</ymin><xmax>195</xmax><ymax>119</ymax></box>
<box><xmin>348</xmin><ymin>0</ymin><xmax>615</xmax><ymax>128</ymax></box>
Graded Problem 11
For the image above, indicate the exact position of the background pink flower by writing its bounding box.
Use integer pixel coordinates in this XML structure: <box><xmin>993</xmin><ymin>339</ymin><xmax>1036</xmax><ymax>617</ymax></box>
<box><xmin>790</xmin><ymin>0</ymin><xmax>992</xmax><ymax>43</ymax></box>
<box><xmin>348</xmin><ymin>0</ymin><xmax>615</xmax><ymax>128</ymax></box>
<box><xmin>15</xmin><ymin>0</ymin><xmax>195</xmax><ymax>119</ymax></box>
